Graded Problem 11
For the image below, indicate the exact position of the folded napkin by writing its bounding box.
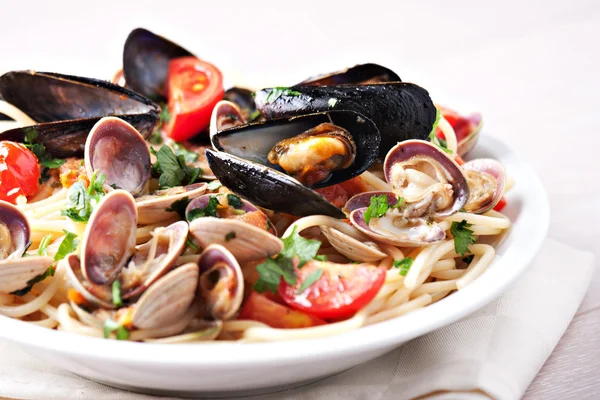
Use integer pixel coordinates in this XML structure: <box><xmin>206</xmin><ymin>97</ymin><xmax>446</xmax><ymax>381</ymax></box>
<box><xmin>0</xmin><ymin>239</ymin><xmax>595</xmax><ymax>400</ymax></box>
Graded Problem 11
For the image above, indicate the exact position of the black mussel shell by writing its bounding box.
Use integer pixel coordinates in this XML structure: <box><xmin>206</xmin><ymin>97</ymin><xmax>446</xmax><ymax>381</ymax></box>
<box><xmin>298</xmin><ymin>63</ymin><xmax>401</xmax><ymax>86</ymax></box>
<box><xmin>123</xmin><ymin>28</ymin><xmax>193</xmax><ymax>100</ymax></box>
<box><xmin>254</xmin><ymin>83</ymin><xmax>436</xmax><ymax>158</ymax></box>
<box><xmin>212</xmin><ymin>110</ymin><xmax>380</xmax><ymax>189</ymax></box>
<box><xmin>224</xmin><ymin>87</ymin><xmax>258</xmax><ymax>122</ymax></box>
<box><xmin>0</xmin><ymin>71</ymin><xmax>159</xmax><ymax>157</ymax></box>
<box><xmin>205</xmin><ymin>149</ymin><xmax>345</xmax><ymax>218</ymax></box>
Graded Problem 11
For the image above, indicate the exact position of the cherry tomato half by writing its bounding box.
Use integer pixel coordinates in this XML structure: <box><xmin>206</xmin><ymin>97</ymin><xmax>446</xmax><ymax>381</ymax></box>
<box><xmin>238</xmin><ymin>292</ymin><xmax>326</xmax><ymax>329</ymax></box>
<box><xmin>278</xmin><ymin>260</ymin><xmax>386</xmax><ymax>320</ymax></box>
<box><xmin>493</xmin><ymin>197</ymin><xmax>507</xmax><ymax>212</ymax></box>
<box><xmin>165</xmin><ymin>56</ymin><xmax>224</xmax><ymax>141</ymax></box>
<box><xmin>315</xmin><ymin>176</ymin><xmax>369</xmax><ymax>209</ymax></box>
<box><xmin>0</xmin><ymin>141</ymin><xmax>40</xmax><ymax>203</ymax></box>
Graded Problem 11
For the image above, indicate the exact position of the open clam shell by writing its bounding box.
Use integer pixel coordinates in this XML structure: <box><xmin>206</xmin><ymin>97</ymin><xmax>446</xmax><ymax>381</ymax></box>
<box><xmin>0</xmin><ymin>256</ymin><xmax>54</xmax><ymax>294</ymax></box>
<box><xmin>81</xmin><ymin>190</ymin><xmax>138</xmax><ymax>285</ymax></box>
<box><xmin>298</xmin><ymin>63</ymin><xmax>401</xmax><ymax>86</ymax></box>
<box><xmin>197</xmin><ymin>244</ymin><xmax>244</xmax><ymax>320</ymax></box>
<box><xmin>254</xmin><ymin>83</ymin><xmax>436</xmax><ymax>157</ymax></box>
<box><xmin>384</xmin><ymin>140</ymin><xmax>469</xmax><ymax>217</ymax></box>
<box><xmin>123</xmin><ymin>28</ymin><xmax>193</xmax><ymax>100</ymax></box>
<box><xmin>122</xmin><ymin>221</ymin><xmax>189</xmax><ymax>299</ymax></box>
<box><xmin>462</xmin><ymin>158</ymin><xmax>506</xmax><ymax>214</ymax></box>
<box><xmin>131</xmin><ymin>262</ymin><xmax>199</xmax><ymax>330</ymax></box>
<box><xmin>85</xmin><ymin>117</ymin><xmax>151</xmax><ymax>196</ymax></box>
<box><xmin>62</xmin><ymin>253</ymin><xmax>114</xmax><ymax>308</ymax></box>
<box><xmin>0</xmin><ymin>201</ymin><xmax>30</xmax><ymax>260</ymax></box>
<box><xmin>0</xmin><ymin>71</ymin><xmax>159</xmax><ymax>157</ymax></box>
<box><xmin>205</xmin><ymin>149</ymin><xmax>344</xmax><ymax>218</ymax></box>
<box><xmin>209</xmin><ymin>100</ymin><xmax>247</xmax><ymax>145</ymax></box>
<box><xmin>211</xmin><ymin>110</ymin><xmax>380</xmax><ymax>189</ymax></box>
<box><xmin>320</xmin><ymin>226</ymin><xmax>386</xmax><ymax>263</ymax></box>
<box><xmin>136</xmin><ymin>183</ymin><xmax>208</xmax><ymax>225</ymax></box>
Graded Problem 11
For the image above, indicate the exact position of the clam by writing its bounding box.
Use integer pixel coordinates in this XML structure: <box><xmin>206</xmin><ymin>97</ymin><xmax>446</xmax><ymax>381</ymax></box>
<box><xmin>0</xmin><ymin>202</ymin><xmax>54</xmax><ymax>294</ymax></box>
<box><xmin>187</xmin><ymin>193</ymin><xmax>283</xmax><ymax>262</ymax></box>
<box><xmin>121</xmin><ymin>221</ymin><xmax>189</xmax><ymax>299</ymax></box>
<box><xmin>223</xmin><ymin>88</ymin><xmax>258</xmax><ymax>122</ymax></box>
<box><xmin>197</xmin><ymin>244</ymin><xmax>244</xmax><ymax>320</ymax></box>
<box><xmin>320</xmin><ymin>226</ymin><xmax>387</xmax><ymax>262</ymax></box>
<box><xmin>80</xmin><ymin>190</ymin><xmax>138</xmax><ymax>285</ymax></box>
<box><xmin>384</xmin><ymin>140</ymin><xmax>469</xmax><ymax>218</ymax></box>
<box><xmin>0</xmin><ymin>71</ymin><xmax>159</xmax><ymax>157</ymax></box>
<box><xmin>298</xmin><ymin>63</ymin><xmax>401</xmax><ymax>86</ymax></box>
<box><xmin>123</xmin><ymin>28</ymin><xmax>193</xmax><ymax>100</ymax></box>
<box><xmin>205</xmin><ymin>149</ymin><xmax>345</xmax><ymax>218</ymax></box>
<box><xmin>209</xmin><ymin>100</ymin><xmax>247</xmax><ymax>145</ymax></box>
<box><xmin>136</xmin><ymin>182</ymin><xmax>208</xmax><ymax>225</ymax></box>
<box><xmin>254</xmin><ymin>83</ymin><xmax>436</xmax><ymax>157</ymax></box>
<box><xmin>131</xmin><ymin>263</ymin><xmax>199</xmax><ymax>330</ymax></box>
<box><xmin>211</xmin><ymin>110</ymin><xmax>380</xmax><ymax>188</ymax></box>
<box><xmin>63</xmin><ymin>253</ymin><xmax>114</xmax><ymax>308</ymax></box>
<box><xmin>84</xmin><ymin>117</ymin><xmax>151</xmax><ymax>196</ymax></box>
<box><xmin>462</xmin><ymin>158</ymin><xmax>506</xmax><ymax>214</ymax></box>
<box><xmin>345</xmin><ymin>191</ymin><xmax>446</xmax><ymax>247</ymax></box>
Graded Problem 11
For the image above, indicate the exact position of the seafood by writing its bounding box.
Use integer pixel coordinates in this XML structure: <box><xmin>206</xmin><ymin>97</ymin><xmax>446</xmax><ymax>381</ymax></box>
<box><xmin>462</xmin><ymin>158</ymin><xmax>506</xmax><ymax>213</ymax></box>
<box><xmin>298</xmin><ymin>63</ymin><xmax>401</xmax><ymax>86</ymax></box>
<box><xmin>223</xmin><ymin>88</ymin><xmax>258</xmax><ymax>121</ymax></box>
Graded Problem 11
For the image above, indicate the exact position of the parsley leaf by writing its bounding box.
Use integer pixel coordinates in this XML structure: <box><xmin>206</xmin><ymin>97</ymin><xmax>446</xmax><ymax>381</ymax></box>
<box><xmin>112</xmin><ymin>281</ymin><xmax>122</xmax><ymax>307</ymax></box>
<box><xmin>264</xmin><ymin>87</ymin><xmax>302</xmax><ymax>103</ymax></box>
<box><xmin>23</xmin><ymin>127</ymin><xmax>65</xmax><ymax>169</ymax></box>
<box><xmin>254</xmin><ymin>226</ymin><xmax>322</xmax><ymax>293</ymax></box>
<box><xmin>149</xmin><ymin>103</ymin><xmax>172</xmax><ymax>145</ymax></box>
<box><xmin>227</xmin><ymin>194</ymin><xmax>243</xmax><ymax>209</ymax></box>
<box><xmin>207</xmin><ymin>181</ymin><xmax>222</xmax><ymax>191</ymax></box>
<box><xmin>54</xmin><ymin>231</ymin><xmax>79</xmax><ymax>261</ymax></box>
<box><xmin>37</xmin><ymin>234</ymin><xmax>52</xmax><ymax>256</ymax></box>
<box><xmin>173</xmin><ymin>142</ymin><xmax>198</xmax><ymax>163</ymax></box>
<box><xmin>186</xmin><ymin>196</ymin><xmax>219</xmax><ymax>221</ymax></box>
<box><xmin>296</xmin><ymin>268</ymin><xmax>323</xmax><ymax>294</ymax></box>
<box><xmin>450</xmin><ymin>220</ymin><xmax>477</xmax><ymax>256</ymax></box>
<box><xmin>314</xmin><ymin>254</ymin><xmax>327</xmax><ymax>261</ymax></box>
<box><xmin>103</xmin><ymin>319</ymin><xmax>129</xmax><ymax>340</ymax></box>
<box><xmin>393</xmin><ymin>257</ymin><xmax>414</xmax><ymax>276</ymax></box>
<box><xmin>61</xmin><ymin>172</ymin><xmax>106</xmax><ymax>222</ymax></box>
<box><xmin>428</xmin><ymin>108</ymin><xmax>441</xmax><ymax>141</ymax></box>
<box><xmin>166</xmin><ymin>197</ymin><xmax>190</xmax><ymax>219</ymax></box>
<box><xmin>149</xmin><ymin>129</ymin><xmax>163</xmax><ymax>145</ymax></box>
<box><xmin>10</xmin><ymin>266</ymin><xmax>55</xmax><ymax>296</ymax></box>
<box><xmin>364</xmin><ymin>195</ymin><xmax>391</xmax><ymax>224</ymax></box>
<box><xmin>462</xmin><ymin>254</ymin><xmax>475</xmax><ymax>264</ymax></box>
<box><xmin>225</xmin><ymin>231</ymin><xmax>236</xmax><ymax>242</ymax></box>
<box><xmin>248</xmin><ymin>110</ymin><xmax>261</xmax><ymax>121</ymax></box>
<box><xmin>151</xmin><ymin>145</ymin><xmax>201</xmax><ymax>189</ymax></box>
<box><xmin>186</xmin><ymin>236</ymin><xmax>199</xmax><ymax>251</ymax></box>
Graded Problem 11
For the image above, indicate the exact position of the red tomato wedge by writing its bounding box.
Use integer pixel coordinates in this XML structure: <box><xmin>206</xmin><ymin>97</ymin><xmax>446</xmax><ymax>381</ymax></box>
<box><xmin>278</xmin><ymin>260</ymin><xmax>386</xmax><ymax>320</ymax></box>
<box><xmin>435</xmin><ymin>106</ymin><xmax>475</xmax><ymax>143</ymax></box>
<box><xmin>315</xmin><ymin>176</ymin><xmax>369</xmax><ymax>209</ymax></box>
<box><xmin>238</xmin><ymin>292</ymin><xmax>326</xmax><ymax>329</ymax></box>
<box><xmin>493</xmin><ymin>197</ymin><xmax>507</xmax><ymax>212</ymax></box>
<box><xmin>165</xmin><ymin>56</ymin><xmax>224</xmax><ymax>141</ymax></box>
<box><xmin>0</xmin><ymin>141</ymin><xmax>40</xmax><ymax>203</ymax></box>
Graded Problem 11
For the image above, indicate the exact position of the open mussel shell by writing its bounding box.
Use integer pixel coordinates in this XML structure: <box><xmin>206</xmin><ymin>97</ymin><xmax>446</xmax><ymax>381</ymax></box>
<box><xmin>298</xmin><ymin>63</ymin><xmax>401</xmax><ymax>86</ymax></box>
<box><xmin>205</xmin><ymin>149</ymin><xmax>345</xmax><ymax>218</ymax></box>
<box><xmin>197</xmin><ymin>244</ymin><xmax>244</xmax><ymax>320</ymax></box>
<box><xmin>62</xmin><ymin>254</ymin><xmax>114</xmax><ymax>309</ymax></box>
<box><xmin>223</xmin><ymin>88</ymin><xmax>258</xmax><ymax>121</ymax></box>
<box><xmin>0</xmin><ymin>71</ymin><xmax>159</xmax><ymax>157</ymax></box>
<box><xmin>212</xmin><ymin>110</ymin><xmax>380</xmax><ymax>188</ymax></box>
<box><xmin>384</xmin><ymin>140</ymin><xmax>469</xmax><ymax>217</ymax></box>
<box><xmin>254</xmin><ymin>83</ymin><xmax>436</xmax><ymax>158</ymax></box>
<box><xmin>462</xmin><ymin>158</ymin><xmax>506</xmax><ymax>214</ymax></box>
<box><xmin>123</xmin><ymin>28</ymin><xmax>193</xmax><ymax>100</ymax></box>
<box><xmin>0</xmin><ymin>201</ymin><xmax>30</xmax><ymax>260</ymax></box>
<box><xmin>209</xmin><ymin>100</ymin><xmax>247</xmax><ymax>143</ymax></box>
<box><xmin>81</xmin><ymin>190</ymin><xmax>138</xmax><ymax>285</ymax></box>
<box><xmin>131</xmin><ymin>263</ymin><xmax>199</xmax><ymax>330</ymax></box>
<box><xmin>85</xmin><ymin>117</ymin><xmax>151</xmax><ymax>196</ymax></box>
<box><xmin>136</xmin><ymin>182</ymin><xmax>208</xmax><ymax>225</ymax></box>
<box><xmin>122</xmin><ymin>220</ymin><xmax>189</xmax><ymax>300</ymax></box>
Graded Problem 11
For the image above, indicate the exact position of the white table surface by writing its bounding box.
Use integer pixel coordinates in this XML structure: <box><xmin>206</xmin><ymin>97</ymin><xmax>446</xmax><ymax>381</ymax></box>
<box><xmin>0</xmin><ymin>0</ymin><xmax>598</xmax><ymax>398</ymax></box>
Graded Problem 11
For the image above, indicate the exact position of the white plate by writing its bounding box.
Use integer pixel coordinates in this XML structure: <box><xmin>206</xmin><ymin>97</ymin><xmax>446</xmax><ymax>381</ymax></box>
<box><xmin>0</xmin><ymin>134</ymin><xmax>549</xmax><ymax>397</ymax></box>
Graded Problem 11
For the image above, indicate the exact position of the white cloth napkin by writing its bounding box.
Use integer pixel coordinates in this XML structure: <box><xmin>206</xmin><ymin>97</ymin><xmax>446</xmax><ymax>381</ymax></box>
<box><xmin>0</xmin><ymin>239</ymin><xmax>595</xmax><ymax>400</ymax></box>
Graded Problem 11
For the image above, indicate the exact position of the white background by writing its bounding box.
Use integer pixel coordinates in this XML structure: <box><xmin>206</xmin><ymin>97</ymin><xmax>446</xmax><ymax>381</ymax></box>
<box><xmin>1</xmin><ymin>0</ymin><xmax>598</xmax><ymax>397</ymax></box>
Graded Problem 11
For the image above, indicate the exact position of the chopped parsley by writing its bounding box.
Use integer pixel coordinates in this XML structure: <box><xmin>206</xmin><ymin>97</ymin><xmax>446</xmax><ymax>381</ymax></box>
<box><xmin>266</xmin><ymin>219</ymin><xmax>272</xmax><ymax>231</ymax></box>
<box><xmin>54</xmin><ymin>231</ymin><xmax>79</xmax><ymax>261</ymax></box>
<box><xmin>363</xmin><ymin>194</ymin><xmax>404</xmax><ymax>224</ymax></box>
<box><xmin>166</xmin><ymin>197</ymin><xmax>190</xmax><ymax>219</ymax></box>
<box><xmin>186</xmin><ymin>236</ymin><xmax>199</xmax><ymax>251</ymax></box>
<box><xmin>225</xmin><ymin>231</ymin><xmax>236</xmax><ymax>242</ymax></box>
<box><xmin>462</xmin><ymin>254</ymin><xmax>475</xmax><ymax>264</ymax></box>
<box><xmin>296</xmin><ymin>268</ymin><xmax>323</xmax><ymax>294</ymax></box>
<box><xmin>227</xmin><ymin>194</ymin><xmax>243</xmax><ymax>209</ymax></box>
<box><xmin>37</xmin><ymin>234</ymin><xmax>52</xmax><ymax>256</ymax></box>
<box><xmin>150</xmin><ymin>145</ymin><xmax>202</xmax><ymax>189</ymax></box>
<box><xmin>450</xmin><ymin>220</ymin><xmax>477</xmax><ymax>256</ymax></box>
<box><xmin>10</xmin><ymin>266</ymin><xmax>55</xmax><ymax>296</ymax></box>
<box><xmin>314</xmin><ymin>254</ymin><xmax>327</xmax><ymax>261</ymax></box>
<box><xmin>172</xmin><ymin>142</ymin><xmax>199</xmax><ymax>163</ymax></box>
<box><xmin>393</xmin><ymin>257</ymin><xmax>414</xmax><ymax>276</ymax></box>
<box><xmin>254</xmin><ymin>226</ymin><xmax>321</xmax><ymax>293</ymax></box>
<box><xmin>428</xmin><ymin>108</ymin><xmax>453</xmax><ymax>154</ymax></box>
<box><xmin>186</xmin><ymin>196</ymin><xmax>219</xmax><ymax>221</ymax></box>
<box><xmin>149</xmin><ymin>104</ymin><xmax>172</xmax><ymax>145</ymax></box>
<box><xmin>207</xmin><ymin>180</ymin><xmax>222</xmax><ymax>191</ymax></box>
<box><xmin>328</xmin><ymin>98</ymin><xmax>338</xmax><ymax>108</ymax></box>
<box><xmin>23</xmin><ymin>127</ymin><xmax>65</xmax><ymax>169</ymax></box>
<box><xmin>61</xmin><ymin>171</ymin><xmax>106</xmax><ymax>222</ymax></box>
<box><xmin>112</xmin><ymin>280</ymin><xmax>122</xmax><ymax>307</ymax></box>
<box><xmin>249</xmin><ymin>110</ymin><xmax>261</xmax><ymax>121</ymax></box>
<box><xmin>264</xmin><ymin>87</ymin><xmax>302</xmax><ymax>104</ymax></box>
<box><xmin>103</xmin><ymin>319</ymin><xmax>130</xmax><ymax>340</ymax></box>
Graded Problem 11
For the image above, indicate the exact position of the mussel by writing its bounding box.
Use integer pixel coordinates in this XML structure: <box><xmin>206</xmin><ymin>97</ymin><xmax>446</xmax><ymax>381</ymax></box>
<box><xmin>223</xmin><ymin>88</ymin><xmax>258</xmax><ymax>122</ymax></box>
<box><xmin>211</xmin><ymin>110</ymin><xmax>380</xmax><ymax>188</ymax></box>
<box><xmin>298</xmin><ymin>63</ymin><xmax>401</xmax><ymax>86</ymax></box>
<box><xmin>254</xmin><ymin>83</ymin><xmax>436</xmax><ymax>157</ymax></box>
<box><xmin>123</xmin><ymin>28</ymin><xmax>193</xmax><ymax>100</ymax></box>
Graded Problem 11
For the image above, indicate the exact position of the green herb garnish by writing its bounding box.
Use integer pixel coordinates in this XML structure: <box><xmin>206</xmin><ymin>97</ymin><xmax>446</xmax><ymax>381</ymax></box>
<box><xmin>462</xmin><ymin>254</ymin><xmax>475</xmax><ymax>264</ymax></box>
<box><xmin>10</xmin><ymin>266</ymin><xmax>55</xmax><ymax>296</ymax></box>
<box><xmin>225</xmin><ymin>231</ymin><xmax>236</xmax><ymax>242</ymax></box>
<box><xmin>296</xmin><ymin>268</ymin><xmax>323</xmax><ymax>294</ymax></box>
<box><xmin>166</xmin><ymin>197</ymin><xmax>190</xmax><ymax>219</ymax></box>
<box><xmin>37</xmin><ymin>234</ymin><xmax>52</xmax><ymax>256</ymax></box>
<box><xmin>450</xmin><ymin>220</ymin><xmax>477</xmax><ymax>256</ymax></box>
<box><xmin>314</xmin><ymin>254</ymin><xmax>327</xmax><ymax>261</ymax></box>
<box><xmin>61</xmin><ymin>172</ymin><xmax>106</xmax><ymax>222</ymax></box>
<box><xmin>393</xmin><ymin>257</ymin><xmax>414</xmax><ymax>276</ymax></box>
<box><xmin>186</xmin><ymin>196</ymin><xmax>219</xmax><ymax>221</ymax></box>
<box><xmin>428</xmin><ymin>108</ymin><xmax>453</xmax><ymax>154</ymax></box>
<box><xmin>112</xmin><ymin>281</ymin><xmax>122</xmax><ymax>307</ymax></box>
<box><xmin>103</xmin><ymin>319</ymin><xmax>130</xmax><ymax>340</ymax></box>
<box><xmin>150</xmin><ymin>145</ymin><xmax>202</xmax><ymax>189</ymax></box>
<box><xmin>227</xmin><ymin>194</ymin><xmax>243</xmax><ymax>209</ymax></box>
<box><xmin>264</xmin><ymin>87</ymin><xmax>302</xmax><ymax>103</ymax></box>
<box><xmin>173</xmin><ymin>142</ymin><xmax>199</xmax><ymax>163</ymax></box>
<box><xmin>249</xmin><ymin>110</ymin><xmax>261</xmax><ymax>121</ymax></box>
<box><xmin>207</xmin><ymin>181</ymin><xmax>222</xmax><ymax>191</ymax></box>
<box><xmin>186</xmin><ymin>237</ymin><xmax>199</xmax><ymax>251</ymax></box>
<box><xmin>54</xmin><ymin>231</ymin><xmax>79</xmax><ymax>261</ymax></box>
<box><xmin>328</xmin><ymin>98</ymin><xmax>338</xmax><ymax>107</ymax></box>
<box><xmin>23</xmin><ymin>128</ymin><xmax>65</xmax><ymax>169</ymax></box>
<box><xmin>363</xmin><ymin>194</ymin><xmax>405</xmax><ymax>224</ymax></box>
